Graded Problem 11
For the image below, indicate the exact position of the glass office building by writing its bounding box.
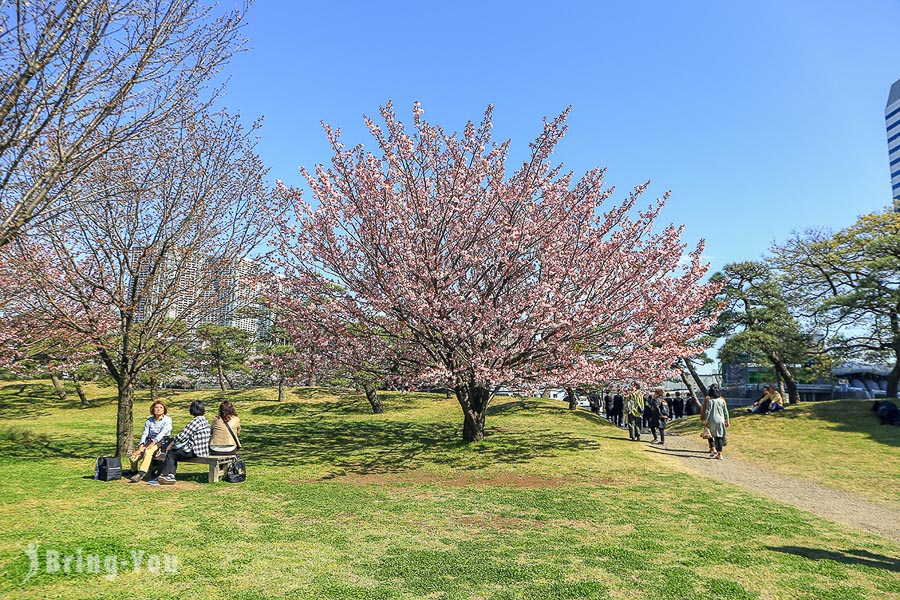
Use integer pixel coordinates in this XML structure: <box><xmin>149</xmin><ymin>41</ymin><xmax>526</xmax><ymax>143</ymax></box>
<box><xmin>888</xmin><ymin>78</ymin><xmax>900</xmax><ymax>205</ymax></box>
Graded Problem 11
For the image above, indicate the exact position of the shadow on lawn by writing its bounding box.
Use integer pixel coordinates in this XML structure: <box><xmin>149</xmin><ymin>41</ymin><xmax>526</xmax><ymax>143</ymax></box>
<box><xmin>767</xmin><ymin>546</ymin><xmax>899</xmax><ymax>573</ymax></box>
<box><xmin>0</xmin><ymin>382</ymin><xmax>116</xmax><ymax>419</ymax></box>
<box><xmin>804</xmin><ymin>401</ymin><xmax>900</xmax><ymax>448</ymax></box>
<box><xmin>0</xmin><ymin>425</ymin><xmax>106</xmax><ymax>459</ymax></box>
<box><xmin>242</xmin><ymin>415</ymin><xmax>600</xmax><ymax>473</ymax></box>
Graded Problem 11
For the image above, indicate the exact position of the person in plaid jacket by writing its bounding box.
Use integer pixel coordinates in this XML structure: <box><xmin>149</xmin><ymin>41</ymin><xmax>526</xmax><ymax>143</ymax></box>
<box><xmin>153</xmin><ymin>401</ymin><xmax>210</xmax><ymax>485</ymax></box>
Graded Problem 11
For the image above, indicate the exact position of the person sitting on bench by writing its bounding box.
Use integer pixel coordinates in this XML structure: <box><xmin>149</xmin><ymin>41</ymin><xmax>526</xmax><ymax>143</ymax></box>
<box><xmin>128</xmin><ymin>401</ymin><xmax>172</xmax><ymax>483</ymax></box>
<box><xmin>210</xmin><ymin>401</ymin><xmax>241</xmax><ymax>455</ymax></box>
<box><xmin>152</xmin><ymin>400</ymin><xmax>210</xmax><ymax>486</ymax></box>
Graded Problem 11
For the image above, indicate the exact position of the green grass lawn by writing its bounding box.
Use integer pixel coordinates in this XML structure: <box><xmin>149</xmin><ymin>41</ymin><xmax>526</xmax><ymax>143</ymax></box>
<box><xmin>667</xmin><ymin>399</ymin><xmax>900</xmax><ymax>507</ymax></box>
<box><xmin>0</xmin><ymin>381</ymin><xmax>898</xmax><ymax>599</ymax></box>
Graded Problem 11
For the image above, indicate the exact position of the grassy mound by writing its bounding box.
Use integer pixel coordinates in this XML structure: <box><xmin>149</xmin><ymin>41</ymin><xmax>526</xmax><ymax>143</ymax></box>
<box><xmin>0</xmin><ymin>381</ymin><xmax>897</xmax><ymax>599</ymax></box>
<box><xmin>668</xmin><ymin>399</ymin><xmax>900</xmax><ymax>506</ymax></box>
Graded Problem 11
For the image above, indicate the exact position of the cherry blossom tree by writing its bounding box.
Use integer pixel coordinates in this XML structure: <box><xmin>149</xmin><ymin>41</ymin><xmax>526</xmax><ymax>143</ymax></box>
<box><xmin>275</xmin><ymin>103</ymin><xmax>719</xmax><ymax>441</ymax></box>
<box><xmin>274</xmin><ymin>285</ymin><xmax>405</xmax><ymax>414</ymax></box>
<box><xmin>7</xmin><ymin>108</ymin><xmax>277</xmax><ymax>456</ymax></box>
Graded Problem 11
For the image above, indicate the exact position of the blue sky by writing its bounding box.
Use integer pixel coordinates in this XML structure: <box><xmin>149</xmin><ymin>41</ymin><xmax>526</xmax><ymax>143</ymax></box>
<box><xmin>221</xmin><ymin>0</ymin><xmax>900</xmax><ymax>274</ymax></box>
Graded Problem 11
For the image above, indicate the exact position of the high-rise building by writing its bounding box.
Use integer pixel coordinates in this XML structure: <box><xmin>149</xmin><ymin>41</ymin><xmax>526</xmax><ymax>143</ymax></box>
<box><xmin>888</xmin><ymin>78</ymin><xmax>900</xmax><ymax>206</ymax></box>
<box><xmin>132</xmin><ymin>247</ymin><xmax>267</xmax><ymax>336</ymax></box>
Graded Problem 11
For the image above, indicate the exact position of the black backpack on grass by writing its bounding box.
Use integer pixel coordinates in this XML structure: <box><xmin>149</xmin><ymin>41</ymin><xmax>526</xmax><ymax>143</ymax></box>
<box><xmin>224</xmin><ymin>457</ymin><xmax>245</xmax><ymax>483</ymax></box>
<box><xmin>94</xmin><ymin>456</ymin><xmax>122</xmax><ymax>481</ymax></box>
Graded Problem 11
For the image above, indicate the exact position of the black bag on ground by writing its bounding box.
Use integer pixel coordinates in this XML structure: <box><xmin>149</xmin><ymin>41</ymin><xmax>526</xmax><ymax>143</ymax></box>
<box><xmin>223</xmin><ymin>456</ymin><xmax>245</xmax><ymax>483</ymax></box>
<box><xmin>94</xmin><ymin>456</ymin><xmax>122</xmax><ymax>481</ymax></box>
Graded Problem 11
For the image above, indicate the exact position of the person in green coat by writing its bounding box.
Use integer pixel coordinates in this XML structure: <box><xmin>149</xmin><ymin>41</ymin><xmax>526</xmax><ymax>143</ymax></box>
<box><xmin>624</xmin><ymin>383</ymin><xmax>645</xmax><ymax>441</ymax></box>
<box><xmin>702</xmin><ymin>384</ymin><xmax>730</xmax><ymax>460</ymax></box>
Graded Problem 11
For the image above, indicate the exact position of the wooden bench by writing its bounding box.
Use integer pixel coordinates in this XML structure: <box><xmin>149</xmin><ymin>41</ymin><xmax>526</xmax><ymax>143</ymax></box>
<box><xmin>178</xmin><ymin>454</ymin><xmax>237</xmax><ymax>483</ymax></box>
<box><xmin>178</xmin><ymin>454</ymin><xmax>238</xmax><ymax>483</ymax></box>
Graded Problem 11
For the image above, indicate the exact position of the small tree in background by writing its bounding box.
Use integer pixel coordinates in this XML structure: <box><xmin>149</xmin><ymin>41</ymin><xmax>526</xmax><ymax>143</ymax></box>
<box><xmin>190</xmin><ymin>324</ymin><xmax>252</xmax><ymax>392</ymax></box>
<box><xmin>772</xmin><ymin>209</ymin><xmax>900</xmax><ymax>396</ymax></box>
<box><xmin>713</xmin><ymin>261</ymin><xmax>810</xmax><ymax>404</ymax></box>
<box><xmin>275</xmin><ymin>103</ymin><xmax>719</xmax><ymax>441</ymax></box>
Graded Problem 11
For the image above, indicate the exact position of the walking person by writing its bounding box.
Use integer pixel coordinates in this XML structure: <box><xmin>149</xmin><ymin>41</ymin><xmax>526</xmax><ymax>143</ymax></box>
<box><xmin>650</xmin><ymin>389</ymin><xmax>670</xmax><ymax>445</ymax></box>
<box><xmin>642</xmin><ymin>393</ymin><xmax>653</xmax><ymax>430</ymax></box>
<box><xmin>612</xmin><ymin>391</ymin><xmax>624</xmax><ymax>428</ymax></box>
<box><xmin>604</xmin><ymin>393</ymin><xmax>613</xmax><ymax>421</ymax></box>
<box><xmin>673</xmin><ymin>391</ymin><xmax>685</xmax><ymax>419</ymax></box>
<box><xmin>625</xmin><ymin>383</ymin><xmax>645</xmax><ymax>441</ymax></box>
<box><xmin>703</xmin><ymin>385</ymin><xmax>730</xmax><ymax>460</ymax></box>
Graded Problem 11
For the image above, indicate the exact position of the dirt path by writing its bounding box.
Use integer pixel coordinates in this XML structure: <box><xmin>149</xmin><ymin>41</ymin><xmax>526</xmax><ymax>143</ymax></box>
<box><xmin>645</xmin><ymin>432</ymin><xmax>900</xmax><ymax>543</ymax></box>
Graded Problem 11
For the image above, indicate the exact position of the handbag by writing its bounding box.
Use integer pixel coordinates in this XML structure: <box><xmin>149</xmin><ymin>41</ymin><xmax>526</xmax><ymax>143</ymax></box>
<box><xmin>224</xmin><ymin>457</ymin><xmax>246</xmax><ymax>483</ymax></box>
<box><xmin>153</xmin><ymin>436</ymin><xmax>175</xmax><ymax>460</ymax></box>
<box><xmin>222</xmin><ymin>419</ymin><xmax>244</xmax><ymax>482</ymax></box>
<box><xmin>700</xmin><ymin>427</ymin><xmax>712</xmax><ymax>440</ymax></box>
<box><xmin>94</xmin><ymin>456</ymin><xmax>122</xmax><ymax>481</ymax></box>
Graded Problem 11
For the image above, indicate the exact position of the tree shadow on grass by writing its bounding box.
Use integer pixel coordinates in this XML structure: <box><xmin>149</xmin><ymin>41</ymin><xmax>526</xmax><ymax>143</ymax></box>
<box><xmin>242</xmin><ymin>417</ymin><xmax>601</xmax><ymax>474</ymax></box>
<box><xmin>0</xmin><ymin>425</ymin><xmax>108</xmax><ymax>459</ymax></box>
<box><xmin>251</xmin><ymin>398</ymin><xmax>370</xmax><ymax>418</ymax></box>
<box><xmin>805</xmin><ymin>401</ymin><xmax>900</xmax><ymax>448</ymax></box>
<box><xmin>0</xmin><ymin>382</ymin><xmax>117</xmax><ymax>419</ymax></box>
<box><xmin>485</xmin><ymin>398</ymin><xmax>532</xmax><ymax>416</ymax></box>
<box><xmin>767</xmin><ymin>546</ymin><xmax>899</xmax><ymax>572</ymax></box>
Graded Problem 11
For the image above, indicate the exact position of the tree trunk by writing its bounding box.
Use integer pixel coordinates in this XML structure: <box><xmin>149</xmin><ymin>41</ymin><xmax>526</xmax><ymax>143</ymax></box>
<box><xmin>116</xmin><ymin>377</ymin><xmax>136</xmax><ymax>457</ymax></box>
<box><xmin>455</xmin><ymin>381</ymin><xmax>491</xmax><ymax>442</ymax></box>
<box><xmin>149</xmin><ymin>376</ymin><xmax>157</xmax><ymax>403</ymax></box>
<box><xmin>223</xmin><ymin>370</ymin><xmax>236</xmax><ymax>390</ymax></box>
<box><xmin>306</xmin><ymin>372</ymin><xmax>317</xmax><ymax>387</ymax></box>
<box><xmin>217</xmin><ymin>362</ymin><xmax>227</xmax><ymax>392</ymax></box>
<box><xmin>887</xmin><ymin>313</ymin><xmax>900</xmax><ymax>398</ymax></box>
<box><xmin>887</xmin><ymin>362</ymin><xmax>900</xmax><ymax>399</ymax></box>
<box><xmin>682</xmin><ymin>358</ymin><xmax>709</xmax><ymax>397</ymax></box>
<box><xmin>277</xmin><ymin>377</ymin><xmax>285</xmax><ymax>402</ymax></box>
<box><xmin>49</xmin><ymin>369</ymin><xmax>68</xmax><ymax>401</ymax></box>
<box><xmin>679</xmin><ymin>370</ymin><xmax>702</xmax><ymax>412</ymax></box>
<box><xmin>72</xmin><ymin>372</ymin><xmax>89</xmax><ymax>406</ymax></box>
<box><xmin>363</xmin><ymin>383</ymin><xmax>384</xmax><ymax>414</ymax></box>
<box><xmin>566</xmin><ymin>387</ymin><xmax>577</xmax><ymax>410</ymax></box>
<box><xmin>767</xmin><ymin>351</ymin><xmax>800</xmax><ymax>404</ymax></box>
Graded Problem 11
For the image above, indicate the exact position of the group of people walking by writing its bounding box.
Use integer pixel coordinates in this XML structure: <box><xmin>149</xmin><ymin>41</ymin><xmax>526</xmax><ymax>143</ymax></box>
<box><xmin>588</xmin><ymin>389</ymin><xmax>693</xmax><ymax>428</ymax></box>
<box><xmin>127</xmin><ymin>399</ymin><xmax>242</xmax><ymax>485</ymax></box>
<box><xmin>588</xmin><ymin>382</ymin><xmax>733</xmax><ymax>460</ymax></box>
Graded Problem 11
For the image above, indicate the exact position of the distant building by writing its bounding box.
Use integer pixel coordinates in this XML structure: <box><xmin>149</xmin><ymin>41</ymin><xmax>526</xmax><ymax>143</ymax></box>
<box><xmin>201</xmin><ymin>257</ymin><xmax>267</xmax><ymax>335</ymax></box>
<box><xmin>132</xmin><ymin>248</ymin><xmax>267</xmax><ymax>336</ymax></box>
<box><xmin>888</xmin><ymin>78</ymin><xmax>900</xmax><ymax>206</ymax></box>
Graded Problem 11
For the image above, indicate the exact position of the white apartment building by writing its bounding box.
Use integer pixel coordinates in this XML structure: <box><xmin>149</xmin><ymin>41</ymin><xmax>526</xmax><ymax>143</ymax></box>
<box><xmin>132</xmin><ymin>248</ymin><xmax>267</xmax><ymax>336</ymax></box>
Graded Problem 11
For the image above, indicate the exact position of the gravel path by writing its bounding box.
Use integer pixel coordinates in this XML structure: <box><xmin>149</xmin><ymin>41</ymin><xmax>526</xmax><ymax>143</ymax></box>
<box><xmin>645</xmin><ymin>432</ymin><xmax>900</xmax><ymax>543</ymax></box>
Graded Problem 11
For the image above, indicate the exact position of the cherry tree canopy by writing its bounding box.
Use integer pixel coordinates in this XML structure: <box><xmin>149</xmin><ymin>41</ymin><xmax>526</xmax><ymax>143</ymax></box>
<box><xmin>275</xmin><ymin>103</ymin><xmax>719</xmax><ymax>441</ymax></box>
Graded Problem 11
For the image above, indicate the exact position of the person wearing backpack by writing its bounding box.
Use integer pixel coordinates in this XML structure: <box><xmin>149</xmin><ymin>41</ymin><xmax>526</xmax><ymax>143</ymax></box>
<box><xmin>625</xmin><ymin>383</ymin><xmax>645</xmax><ymax>441</ymax></box>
